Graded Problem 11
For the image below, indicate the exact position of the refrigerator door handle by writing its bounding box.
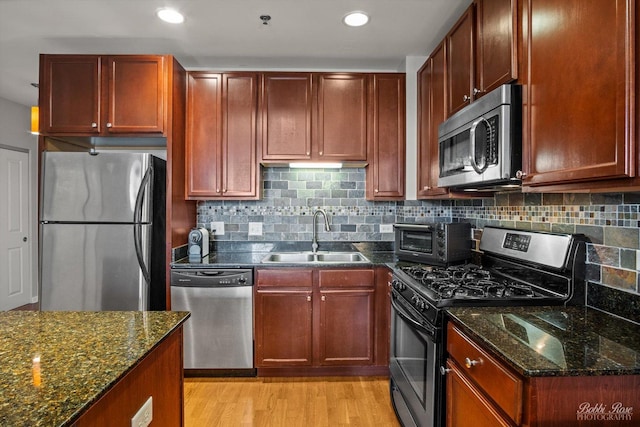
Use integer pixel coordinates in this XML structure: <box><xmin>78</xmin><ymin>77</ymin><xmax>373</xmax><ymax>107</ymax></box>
<box><xmin>134</xmin><ymin>167</ymin><xmax>152</xmax><ymax>289</ymax></box>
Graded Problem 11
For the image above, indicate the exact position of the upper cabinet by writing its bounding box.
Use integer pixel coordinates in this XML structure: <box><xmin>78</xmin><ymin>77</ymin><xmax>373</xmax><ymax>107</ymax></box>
<box><xmin>39</xmin><ymin>55</ymin><xmax>168</xmax><ymax>136</ymax></box>
<box><xmin>520</xmin><ymin>0</ymin><xmax>639</xmax><ymax>192</ymax></box>
<box><xmin>367</xmin><ymin>74</ymin><xmax>406</xmax><ymax>200</ymax></box>
<box><xmin>261</xmin><ymin>73</ymin><xmax>313</xmax><ymax>161</ymax></box>
<box><xmin>446</xmin><ymin>0</ymin><xmax>518</xmax><ymax>117</ymax></box>
<box><xmin>418</xmin><ymin>43</ymin><xmax>450</xmax><ymax>198</ymax></box>
<box><xmin>185</xmin><ymin>72</ymin><xmax>261</xmax><ymax>200</ymax></box>
<box><xmin>260</xmin><ymin>72</ymin><xmax>369</xmax><ymax>163</ymax></box>
<box><xmin>315</xmin><ymin>73</ymin><xmax>368</xmax><ymax>161</ymax></box>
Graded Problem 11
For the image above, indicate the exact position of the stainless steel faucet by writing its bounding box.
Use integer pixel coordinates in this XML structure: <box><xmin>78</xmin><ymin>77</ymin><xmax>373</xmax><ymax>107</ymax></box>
<box><xmin>311</xmin><ymin>209</ymin><xmax>331</xmax><ymax>253</ymax></box>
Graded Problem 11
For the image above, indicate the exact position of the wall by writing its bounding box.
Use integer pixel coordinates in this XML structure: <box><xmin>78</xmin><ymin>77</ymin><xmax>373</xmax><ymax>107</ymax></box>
<box><xmin>198</xmin><ymin>167</ymin><xmax>640</xmax><ymax>322</ymax></box>
<box><xmin>0</xmin><ymin>97</ymin><xmax>39</xmax><ymax>303</ymax></box>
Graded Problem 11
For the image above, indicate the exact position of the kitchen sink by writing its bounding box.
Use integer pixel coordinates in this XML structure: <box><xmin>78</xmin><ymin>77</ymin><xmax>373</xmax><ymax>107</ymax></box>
<box><xmin>261</xmin><ymin>251</ymin><xmax>370</xmax><ymax>264</ymax></box>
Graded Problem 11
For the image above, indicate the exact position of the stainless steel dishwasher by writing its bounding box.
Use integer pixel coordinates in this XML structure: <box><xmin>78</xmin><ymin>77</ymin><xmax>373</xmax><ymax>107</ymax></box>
<box><xmin>170</xmin><ymin>268</ymin><xmax>254</xmax><ymax>376</ymax></box>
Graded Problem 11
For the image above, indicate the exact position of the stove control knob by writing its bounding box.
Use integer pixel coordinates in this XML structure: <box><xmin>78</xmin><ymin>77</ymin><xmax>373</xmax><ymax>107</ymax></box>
<box><xmin>437</xmin><ymin>250</ymin><xmax>445</xmax><ymax>258</ymax></box>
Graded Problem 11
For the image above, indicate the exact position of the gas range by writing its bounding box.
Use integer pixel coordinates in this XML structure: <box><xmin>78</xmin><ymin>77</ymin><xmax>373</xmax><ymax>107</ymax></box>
<box><xmin>391</xmin><ymin>226</ymin><xmax>587</xmax><ymax>317</ymax></box>
<box><xmin>389</xmin><ymin>226</ymin><xmax>587</xmax><ymax>427</ymax></box>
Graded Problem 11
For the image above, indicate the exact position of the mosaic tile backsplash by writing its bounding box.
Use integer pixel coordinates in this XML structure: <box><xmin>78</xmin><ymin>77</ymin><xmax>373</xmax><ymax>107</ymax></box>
<box><xmin>197</xmin><ymin>167</ymin><xmax>640</xmax><ymax>321</ymax></box>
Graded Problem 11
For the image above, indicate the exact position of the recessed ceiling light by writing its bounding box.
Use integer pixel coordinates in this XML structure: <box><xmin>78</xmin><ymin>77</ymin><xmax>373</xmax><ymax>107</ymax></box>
<box><xmin>157</xmin><ymin>8</ymin><xmax>184</xmax><ymax>24</ymax></box>
<box><xmin>343</xmin><ymin>11</ymin><xmax>369</xmax><ymax>27</ymax></box>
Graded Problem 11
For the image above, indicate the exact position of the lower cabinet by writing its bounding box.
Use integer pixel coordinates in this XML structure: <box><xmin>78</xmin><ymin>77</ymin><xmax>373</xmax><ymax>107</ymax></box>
<box><xmin>446</xmin><ymin>322</ymin><xmax>640</xmax><ymax>427</ymax></box>
<box><xmin>255</xmin><ymin>267</ymin><xmax>389</xmax><ymax>375</ymax></box>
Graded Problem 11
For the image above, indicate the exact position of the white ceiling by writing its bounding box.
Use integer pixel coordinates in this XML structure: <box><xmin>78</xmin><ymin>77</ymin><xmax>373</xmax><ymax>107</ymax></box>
<box><xmin>0</xmin><ymin>0</ymin><xmax>470</xmax><ymax>107</ymax></box>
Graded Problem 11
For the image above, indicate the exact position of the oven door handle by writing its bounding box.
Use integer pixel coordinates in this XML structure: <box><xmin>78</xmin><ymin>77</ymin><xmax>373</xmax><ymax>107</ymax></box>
<box><xmin>391</xmin><ymin>296</ymin><xmax>439</xmax><ymax>340</ymax></box>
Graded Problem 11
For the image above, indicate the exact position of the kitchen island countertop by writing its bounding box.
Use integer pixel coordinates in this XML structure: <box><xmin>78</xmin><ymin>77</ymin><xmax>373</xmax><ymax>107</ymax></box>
<box><xmin>447</xmin><ymin>305</ymin><xmax>640</xmax><ymax>377</ymax></box>
<box><xmin>0</xmin><ymin>310</ymin><xmax>190</xmax><ymax>426</ymax></box>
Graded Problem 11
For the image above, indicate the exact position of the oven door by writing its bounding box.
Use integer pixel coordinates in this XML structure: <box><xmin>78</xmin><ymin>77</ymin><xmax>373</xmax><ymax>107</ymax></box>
<box><xmin>390</xmin><ymin>291</ymin><xmax>442</xmax><ymax>427</ymax></box>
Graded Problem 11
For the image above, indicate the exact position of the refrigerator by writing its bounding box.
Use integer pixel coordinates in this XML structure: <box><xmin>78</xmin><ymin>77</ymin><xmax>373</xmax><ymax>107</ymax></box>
<box><xmin>39</xmin><ymin>151</ymin><xmax>166</xmax><ymax>311</ymax></box>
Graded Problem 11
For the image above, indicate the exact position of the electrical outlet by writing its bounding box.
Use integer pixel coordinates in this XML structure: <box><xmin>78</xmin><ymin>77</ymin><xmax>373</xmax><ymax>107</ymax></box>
<box><xmin>248</xmin><ymin>222</ymin><xmax>263</xmax><ymax>236</ymax></box>
<box><xmin>210</xmin><ymin>221</ymin><xmax>225</xmax><ymax>236</ymax></box>
<box><xmin>380</xmin><ymin>224</ymin><xmax>394</xmax><ymax>233</ymax></box>
<box><xmin>131</xmin><ymin>396</ymin><xmax>153</xmax><ymax>427</ymax></box>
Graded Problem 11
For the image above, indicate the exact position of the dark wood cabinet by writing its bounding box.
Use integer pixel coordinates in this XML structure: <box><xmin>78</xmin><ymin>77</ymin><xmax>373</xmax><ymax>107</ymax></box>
<box><xmin>315</xmin><ymin>73</ymin><xmax>368</xmax><ymax>161</ymax></box>
<box><xmin>255</xmin><ymin>267</ymin><xmax>387</xmax><ymax>375</ymax></box>
<box><xmin>446</xmin><ymin>321</ymin><xmax>640</xmax><ymax>427</ymax></box>
<box><xmin>445</xmin><ymin>0</ymin><xmax>517</xmax><ymax>117</ymax></box>
<box><xmin>317</xmin><ymin>269</ymin><xmax>375</xmax><ymax>365</ymax></box>
<box><xmin>185</xmin><ymin>72</ymin><xmax>260</xmax><ymax>200</ymax></box>
<box><xmin>366</xmin><ymin>74</ymin><xmax>406</xmax><ymax>200</ymax></box>
<box><xmin>259</xmin><ymin>72</ymin><xmax>369</xmax><ymax>163</ymax></box>
<box><xmin>520</xmin><ymin>0</ymin><xmax>637</xmax><ymax>191</ymax></box>
<box><xmin>474</xmin><ymin>0</ymin><xmax>518</xmax><ymax>96</ymax></box>
<box><xmin>446</xmin><ymin>6</ymin><xmax>475</xmax><ymax>116</ymax></box>
<box><xmin>40</xmin><ymin>54</ymin><xmax>167</xmax><ymax>136</ymax></box>
<box><xmin>417</xmin><ymin>43</ymin><xmax>450</xmax><ymax>198</ymax></box>
<box><xmin>261</xmin><ymin>73</ymin><xmax>313</xmax><ymax>161</ymax></box>
<box><xmin>255</xmin><ymin>269</ymin><xmax>313</xmax><ymax>367</ymax></box>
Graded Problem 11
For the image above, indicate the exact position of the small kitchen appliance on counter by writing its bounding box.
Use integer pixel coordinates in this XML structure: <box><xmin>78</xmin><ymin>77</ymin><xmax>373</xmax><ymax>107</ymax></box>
<box><xmin>188</xmin><ymin>227</ymin><xmax>210</xmax><ymax>261</ymax></box>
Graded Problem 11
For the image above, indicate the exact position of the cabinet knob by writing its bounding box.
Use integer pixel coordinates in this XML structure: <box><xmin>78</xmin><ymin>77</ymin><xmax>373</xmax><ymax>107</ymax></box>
<box><xmin>91</xmin><ymin>122</ymin><xmax>98</xmax><ymax>128</ymax></box>
<box><xmin>216</xmin><ymin>188</ymin><xmax>220</xmax><ymax>193</ymax></box>
<box><xmin>306</xmin><ymin>151</ymin><xmax>310</xmax><ymax>156</ymax></box>
<box><xmin>106</xmin><ymin>122</ymin><xmax>113</xmax><ymax>128</ymax></box>
<box><xmin>223</xmin><ymin>188</ymin><xmax>227</xmax><ymax>193</ymax></box>
<box><xmin>463</xmin><ymin>94</ymin><xmax>471</xmax><ymax>102</ymax></box>
<box><xmin>473</xmin><ymin>88</ymin><xmax>483</xmax><ymax>96</ymax></box>
<box><xmin>423</xmin><ymin>186</ymin><xmax>431</xmax><ymax>190</ymax></box>
<box><xmin>321</xmin><ymin>295</ymin><xmax>326</xmax><ymax>301</ymax></box>
<box><xmin>374</xmin><ymin>189</ymin><xmax>379</xmax><ymax>193</ymax></box>
<box><xmin>440</xmin><ymin>366</ymin><xmax>452</xmax><ymax>376</ymax></box>
<box><xmin>464</xmin><ymin>357</ymin><xmax>482</xmax><ymax>369</ymax></box>
<box><xmin>515</xmin><ymin>170</ymin><xmax>527</xmax><ymax>179</ymax></box>
<box><xmin>319</xmin><ymin>151</ymin><xmax>323</xmax><ymax>156</ymax></box>
<box><xmin>307</xmin><ymin>295</ymin><xmax>312</xmax><ymax>302</ymax></box>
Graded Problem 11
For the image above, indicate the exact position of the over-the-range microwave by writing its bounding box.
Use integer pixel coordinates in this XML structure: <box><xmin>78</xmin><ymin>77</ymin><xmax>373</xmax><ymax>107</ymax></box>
<box><xmin>394</xmin><ymin>222</ymin><xmax>471</xmax><ymax>266</ymax></box>
<box><xmin>438</xmin><ymin>84</ymin><xmax>522</xmax><ymax>191</ymax></box>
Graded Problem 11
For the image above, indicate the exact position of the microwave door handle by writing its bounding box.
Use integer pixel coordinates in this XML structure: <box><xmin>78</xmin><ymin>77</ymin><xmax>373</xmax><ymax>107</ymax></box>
<box><xmin>470</xmin><ymin>117</ymin><xmax>490</xmax><ymax>174</ymax></box>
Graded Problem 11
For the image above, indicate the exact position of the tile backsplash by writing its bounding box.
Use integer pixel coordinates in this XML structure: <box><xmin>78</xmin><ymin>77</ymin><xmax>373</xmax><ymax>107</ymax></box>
<box><xmin>197</xmin><ymin>167</ymin><xmax>640</xmax><ymax>322</ymax></box>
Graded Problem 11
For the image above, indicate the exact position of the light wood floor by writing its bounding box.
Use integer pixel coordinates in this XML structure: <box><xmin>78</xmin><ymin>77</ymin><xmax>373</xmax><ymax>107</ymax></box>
<box><xmin>184</xmin><ymin>376</ymin><xmax>401</xmax><ymax>426</ymax></box>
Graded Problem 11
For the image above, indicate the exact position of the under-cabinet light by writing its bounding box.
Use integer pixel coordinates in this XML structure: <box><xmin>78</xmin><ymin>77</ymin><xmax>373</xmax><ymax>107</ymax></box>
<box><xmin>289</xmin><ymin>162</ymin><xmax>343</xmax><ymax>169</ymax></box>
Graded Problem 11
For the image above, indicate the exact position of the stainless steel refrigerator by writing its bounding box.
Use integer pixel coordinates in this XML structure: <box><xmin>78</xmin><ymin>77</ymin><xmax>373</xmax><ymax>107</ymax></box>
<box><xmin>40</xmin><ymin>151</ymin><xmax>166</xmax><ymax>311</ymax></box>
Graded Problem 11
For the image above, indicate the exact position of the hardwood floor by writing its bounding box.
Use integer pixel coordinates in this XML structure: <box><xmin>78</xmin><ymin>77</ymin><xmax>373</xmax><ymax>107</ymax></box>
<box><xmin>184</xmin><ymin>376</ymin><xmax>401</xmax><ymax>426</ymax></box>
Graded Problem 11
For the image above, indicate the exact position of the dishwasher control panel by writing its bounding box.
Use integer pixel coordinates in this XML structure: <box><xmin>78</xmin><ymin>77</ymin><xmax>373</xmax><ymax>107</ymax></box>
<box><xmin>170</xmin><ymin>268</ymin><xmax>254</xmax><ymax>287</ymax></box>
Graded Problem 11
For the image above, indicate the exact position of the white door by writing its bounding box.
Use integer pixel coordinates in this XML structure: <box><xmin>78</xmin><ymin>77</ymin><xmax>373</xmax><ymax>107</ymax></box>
<box><xmin>0</xmin><ymin>148</ymin><xmax>31</xmax><ymax>310</ymax></box>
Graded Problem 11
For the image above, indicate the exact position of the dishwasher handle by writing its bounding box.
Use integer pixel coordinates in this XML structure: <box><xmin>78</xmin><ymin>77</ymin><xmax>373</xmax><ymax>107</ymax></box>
<box><xmin>171</xmin><ymin>269</ymin><xmax>253</xmax><ymax>287</ymax></box>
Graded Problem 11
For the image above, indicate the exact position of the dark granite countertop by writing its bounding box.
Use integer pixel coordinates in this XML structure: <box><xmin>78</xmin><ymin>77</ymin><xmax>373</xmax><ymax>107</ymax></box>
<box><xmin>0</xmin><ymin>310</ymin><xmax>190</xmax><ymax>427</ymax></box>
<box><xmin>171</xmin><ymin>241</ymin><xmax>397</xmax><ymax>268</ymax></box>
<box><xmin>446</xmin><ymin>306</ymin><xmax>640</xmax><ymax>377</ymax></box>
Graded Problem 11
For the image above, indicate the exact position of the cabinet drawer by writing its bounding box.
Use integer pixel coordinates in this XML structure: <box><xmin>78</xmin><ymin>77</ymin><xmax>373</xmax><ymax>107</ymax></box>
<box><xmin>318</xmin><ymin>269</ymin><xmax>374</xmax><ymax>288</ymax></box>
<box><xmin>447</xmin><ymin>323</ymin><xmax>523</xmax><ymax>424</ymax></box>
<box><xmin>256</xmin><ymin>269</ymin><xmax>313</xmax><ymax>287</ymax></box>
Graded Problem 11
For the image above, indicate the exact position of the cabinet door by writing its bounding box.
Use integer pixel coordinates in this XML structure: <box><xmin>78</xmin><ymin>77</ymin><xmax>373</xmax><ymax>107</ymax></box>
<box><xmin>255</xmin><ymin>290</ymin><xmax>313</xmax><ymax>367</ymax></box>
<box><xmin>522</xmin><ymin>0</ymin><xmax>634</xmax><ymax>187</ymax></box>
<box><xmin>185</xmin><ymin>72</ymin><xmax>222</xmax><ymax>198</ymax></box>
<box><xmin>474</xmin><ymin>0</ymin><xmax>517</xmax><ymax>95</ymax></box>
<box><xmin>446</xmin><ymin>360</ymin><xmax>514</xmax><ymax>427</ymax></box>
<box><xmin>261</xmin><ymin>73</ymin><xmax>312</xmax><ymax>160</ymax></box>
<box><xmin>39</xmin><ymin>55</ymin><xmax>101</xmax><ymax>135</ymax></box>
<box><xmin>315</xmin><ymin>74</ymin><xmax>368</xmax><ymax>160</ymax></box>
<box><xmin>446</xmin><ymin>6</ymin><xmax>475</xmax><ymax>116</ymax></box>
<box><xmin>418</xmin><ymin>43</ymin><xmax>450</xmax><ymax>198</ymax></box>
<box><xmin>317</xmin><ymin>269</ymin><xmax>375</xmax><ymax>365</ymax></box>
<box><xmin>104</xmin><ymin>55</ymin><xmax>165</xmax><ymax>134</ymax></box>
<box><xmin>317</xmin><ymin>289</ymin><xmax>375</xmax><ymax>365</ymax></box>
<box><xmin>367</xmin><ymin>74</ymin><xmax>405</xmax><ymax>200</ymax></box>
<box><xmin>222</xmin><ymin>73</ymin><xmax>260</xmax><ymax>199</ymax></box>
